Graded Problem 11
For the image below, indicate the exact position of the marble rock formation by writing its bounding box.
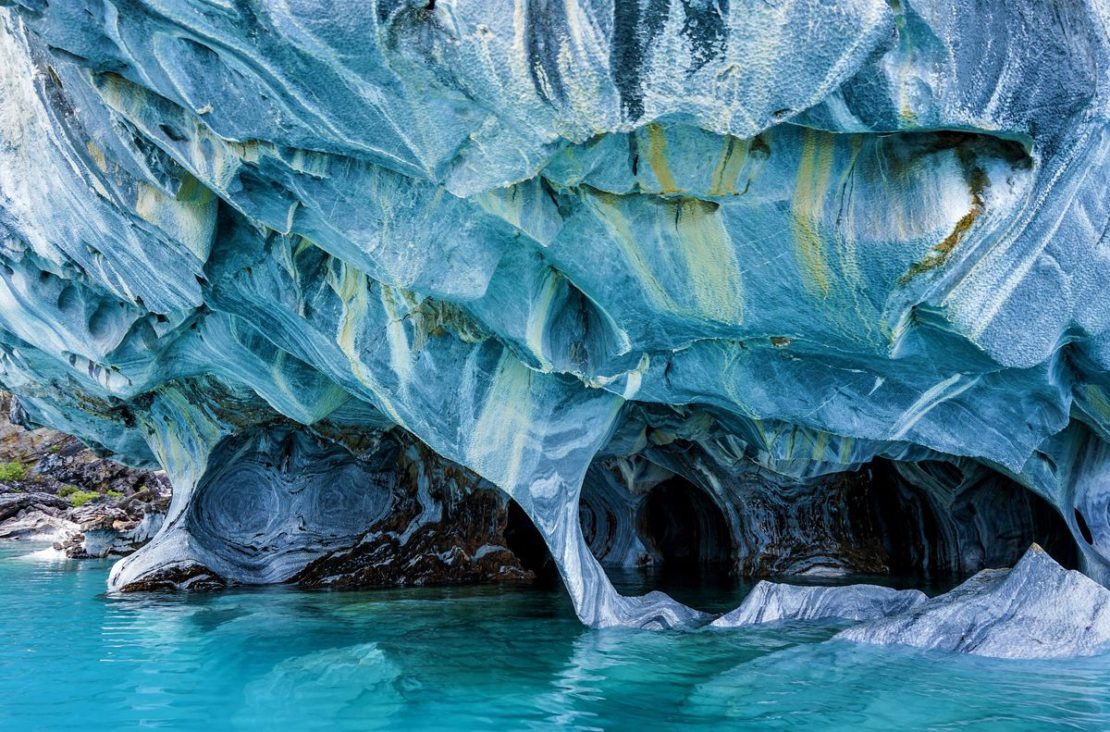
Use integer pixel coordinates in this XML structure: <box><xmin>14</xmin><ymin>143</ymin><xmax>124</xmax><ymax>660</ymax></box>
<box><xmin>840</xmin><ymin>545</ymin><xmax>1110</xmax><ymax>659</ymax></box>
<box><xmin>0</xmin><ymin>0</ymin><xmax>1109</xmax><ymax>632</ymax></box>
<box><xmin>711</xmin><ymin>581</ymin><xmax>926</xmax><ymax>627</ymax></box>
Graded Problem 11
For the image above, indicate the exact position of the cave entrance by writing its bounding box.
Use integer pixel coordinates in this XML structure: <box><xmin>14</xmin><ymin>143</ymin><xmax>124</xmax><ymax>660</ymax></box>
<box><xmin>503</xmin><ymin>499</ymin><xmax>560</xmax><ymax>586</ymax></box>
<box><xmin>866</xmin><ymin>460</ymin><xmax>1079</xmax><ymax>585</ymax></box>
<box><xmin>641</xmin><ymin>477</ymin><xmax>733</xmax><ymax>568</ymax></box>
<box><xmin>631</xmin><ymin>475</ymin><xmax>738</xmax><ymax>611</ymax></box>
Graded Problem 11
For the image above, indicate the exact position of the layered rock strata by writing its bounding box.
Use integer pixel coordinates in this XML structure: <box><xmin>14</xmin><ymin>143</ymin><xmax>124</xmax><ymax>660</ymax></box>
<box><xmin>0</xmin><ymin>1</ymin><xmax>1107</xmax><ymax>632</ymax></box>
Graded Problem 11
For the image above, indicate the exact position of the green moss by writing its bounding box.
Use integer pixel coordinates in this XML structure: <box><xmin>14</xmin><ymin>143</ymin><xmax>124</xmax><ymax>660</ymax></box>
<box><xmin>0</xmin><ymin>462</ymin><xmax>27</xmax><ymax>481</ymax></box>
<box><xmin>106</xmin><ymin>490</ymin><xmax>123</xmax><ymax>499</ymax></box>
<box><xmin>67</xmin><ymin>490</ymin><xmax>101</xmax><ymax>507</ymax></box>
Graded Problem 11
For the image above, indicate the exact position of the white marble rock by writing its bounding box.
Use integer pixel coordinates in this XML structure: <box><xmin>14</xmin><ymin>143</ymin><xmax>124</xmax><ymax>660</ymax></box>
<box><xmin>839</xmin><ymin>546</ymin><xmax>1110</xmax><ymax>659</ymax></box>
<box><xmin>712</xmin><ymin>581</ymin><xmax>928</xmax><ymax>627</ymax></box>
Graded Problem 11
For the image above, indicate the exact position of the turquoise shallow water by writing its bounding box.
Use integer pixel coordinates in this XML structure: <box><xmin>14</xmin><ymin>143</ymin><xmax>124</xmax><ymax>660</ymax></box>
<box><xmin>1</xmin><ymin>544</ymin><xmax>1109</xmax><ymax>731</ymax></box>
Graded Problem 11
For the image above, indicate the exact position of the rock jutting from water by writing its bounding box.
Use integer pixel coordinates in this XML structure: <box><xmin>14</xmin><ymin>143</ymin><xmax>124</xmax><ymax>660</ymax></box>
<box><xmin>711</xmin><ymin>582</ymin><xmax>927</xmax><ymax>628</ymax></box>
<box><xmin>839</xmin><ymin>545</ymin><xmax>1110</xmax><ymax>659</ymax></box>
<box><xmin>1</xmin><ymin>0</ymin><xmax>1110</xmax><ymax>643</ymax></box>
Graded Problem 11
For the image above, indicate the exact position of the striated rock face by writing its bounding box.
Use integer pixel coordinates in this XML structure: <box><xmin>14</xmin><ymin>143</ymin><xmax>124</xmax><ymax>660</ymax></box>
<box><xmin>0</xmin><ymin>1</ymin><xmax>1110</xmax><ymax>631</ymax></box>
<box><xmin>711</xmin><ymin>582</ymin><xmax>927</xmax><ymax>627</ymax></box>
<box><xmin>109</xmin><ymin>425</ymin><xmax>530</xmax><ymax>591</ymax></box>
<box><xmin>839</xmin><ymin>546</ymin><xmax>1110</xmax><ymax>659</ymax></box>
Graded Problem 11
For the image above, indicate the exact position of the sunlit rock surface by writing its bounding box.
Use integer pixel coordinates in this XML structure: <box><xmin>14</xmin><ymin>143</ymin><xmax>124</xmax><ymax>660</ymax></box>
<box><xmin>840</xmin><ymin>546</ymin><xmax>1110</xmax><ymax>659</ymax></box>
<box><xmin>0</xmin><ymin>0</ymin><xmax>1109</xmax><ymax>631</ymax></box>
<box><xmin>711</xmin><ymin>581</ymin><xmax>926</xmax><ymax>627</ymax></box>
<box><xmin>0</xmin><ymin>391</ymin><xmax>169</xmax><ymax>553</ymax></box>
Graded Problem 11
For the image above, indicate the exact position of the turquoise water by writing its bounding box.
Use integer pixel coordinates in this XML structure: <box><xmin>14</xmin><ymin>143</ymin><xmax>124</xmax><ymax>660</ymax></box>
<box><xmin>1</xmin><ymin>544</ymin><xmax>1109</xmax><ymax>731</ymax></box>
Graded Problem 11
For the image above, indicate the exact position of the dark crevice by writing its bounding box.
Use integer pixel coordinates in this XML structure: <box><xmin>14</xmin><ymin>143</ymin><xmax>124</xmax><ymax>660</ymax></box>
<box><xmin>863</xmin><ymin>459</ymin><xmax>1078</xmax><ymax>579</ymax></box>
<box><xmin>575</xmin><ymin>449</ymin><xmax>1081</xmax><ymax>607</ymax></box>
<box><xmin>640</xmin><ymin>476</ymin><xmax>732</xmax><ymax>568</ymax></box>
<box><xmin>504</xmin><ymin>499</ymin><xmax>559</xmax><ymax>587</ymax></box>
<box><xmin>1076</xmin><ymin>508</ymin><xmax>1094</xmax><ymax>545</ymax></box>
<box><xmin>628</xmin><ymin>474</ymin><xmax>740</xmax><ymax>611</ymax></box>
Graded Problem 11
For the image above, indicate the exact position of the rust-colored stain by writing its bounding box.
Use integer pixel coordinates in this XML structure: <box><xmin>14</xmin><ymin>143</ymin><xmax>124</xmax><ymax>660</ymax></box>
<box><xmin>898</xmin><ymin>150</ymin><xmax>987</xmax><ymax>286</ymax></box>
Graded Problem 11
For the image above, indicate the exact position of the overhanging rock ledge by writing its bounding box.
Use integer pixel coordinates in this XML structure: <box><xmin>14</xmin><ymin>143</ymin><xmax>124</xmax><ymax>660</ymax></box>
<box><xmin>0</xmin><ymin>1</ymin><xmax>1109</xmax><ymax>634</ymax></box>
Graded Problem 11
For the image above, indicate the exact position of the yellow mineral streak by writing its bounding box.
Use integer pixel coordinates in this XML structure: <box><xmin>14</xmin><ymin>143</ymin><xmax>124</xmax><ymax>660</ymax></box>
<box><xmin>811</xmin><ymin>429</ymin><xmax>829</xmax><ymax>461</ymax></box>
<box><xmin>590</xmin><ymin>190</ymin><xmax>743</xmax><ymax>324</ymax></box>
<box><xmin>708</xmin><ymin>135</ymin><xmax>748</xmax><ymax>196</ymax></box>
<box><xmin>1082</xmin><ymin>385</ymin><xmax>1110</xmax><ymax>424</ymax></box>
<box><xmin>672</xmin><ymin>200</ymin><xmax>744</xmax><ymax>324</ymax></box>
<box><xmin>791</xmin><ymin>129</ymin><xmax>835</xmax><ymax>297</ymax></box>
<box><xmin>467</xmin><ymin>352</ymin><xmax>533</xmax><ymax>492</ymax></box>
<box><xmin>331</xmin><ymin>263</ymin><xmax>404</xmax><ymax>425</ymax></box>
<box><xmin>587</xmin><ymin>191</ymin><xmax>678</xmax><ymax>313</ymax></box>
<box><xmin>380</xmin><ymin>284</ymin><xmax>413</xmax><ymax>391</ymax></box>
<box><xmin>898</xmin><ymin>166</ymin><xmax>984</xmax><ymax>287</ymax></box>
<box><xmin>644</xmin><ymin>123</ymin><xmax>680</xmax><ymax>194</ymax></box>
<box><xmin>85</xmin><ymin>141</ymin><xmax>108</xmax><ymax>172</ymax></box>
<box><xmin>525</xmin><ymin>269</ymin><xmax>561</xmax><ymax>371</ymax></box>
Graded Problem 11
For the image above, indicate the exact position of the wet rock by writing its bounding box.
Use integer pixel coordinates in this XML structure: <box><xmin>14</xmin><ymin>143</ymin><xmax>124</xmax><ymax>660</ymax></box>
<box><xmin>839</xmin><ymin>546</ymin><xmax>1110</xmax><ymax>659</ymax></box>
<box><xmin>58</xmin><ymin>507</ymin><xmax>166</xmax><ymax>558</ymax></box>
<box><xmin>0</xmin><ymin>1</ymin><xmax>1109</xmax><ymax>629</ymax></box>
<box><xmin>712</xmin><ymin>581</ymin><xmax>927</xmax><ymax>627</ymax></box>
<box><xmin>110</xmin><ymin>428</ymin><xmax>530</xmax><ymax>592</ymax></box>
<box><xmin>117</xmin><ymin>562</ymin><xmax>227</xmax><ymax>593</ymax></box>
<box><xmin>0</xmin><ymin>391</ymin><xmax>170</xmax><ymax>553</ymax></box>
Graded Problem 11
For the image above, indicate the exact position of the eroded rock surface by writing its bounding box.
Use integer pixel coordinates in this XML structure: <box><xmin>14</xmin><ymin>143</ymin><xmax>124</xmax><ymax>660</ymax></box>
<box><xmin>0</xmin><ymin>1</ymin><xmax>1107</xmax><ymax>631</ymax></box>
<box><xmin>712</xmin><ymin>582</ymin><xmax>927</xmax><ymax>627</ymax></box>
<box><xmin>839</xmin><ymin>546</ymin><xmax>1110</xmax><ymax>659</ymax></box>
<box><xmin>109</xmin><ymin>426</ymin><xmax>530</xmax><ymax>592</ymax></box>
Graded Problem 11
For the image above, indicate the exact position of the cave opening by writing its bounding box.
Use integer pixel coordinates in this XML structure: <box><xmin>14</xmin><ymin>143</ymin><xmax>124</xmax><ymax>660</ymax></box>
<box><xmin>640</xmin><ymin>477</ymin><xmax>733</xmax><ymax>568</ymax></box>
<box><xmin>866</xmin><ymin>459</ymin><xmax>1078</xmax><ymax>583</ymax></box>
<box><xmin>630</xmin><ymin>475</ymin><xmax>740</xmax><ymax>611</ymax></box>
<box><xmin>503</xmin><ymin>499</ymin><xmax>560</xmax><ymax>587</ymax></box>
<box><xmin>501</xmin><ymin>446</ymin><xmax>1082</xmax><ymax>615</ymax></box>
<box><xmin>573</xmin><ymin>450</ymin><xmax>1081</xmax><ymax>610</ymax></box>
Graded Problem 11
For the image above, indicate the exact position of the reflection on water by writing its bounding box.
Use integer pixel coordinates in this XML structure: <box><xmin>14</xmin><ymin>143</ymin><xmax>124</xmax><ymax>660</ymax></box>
<box><xmin>0</xmin><ymin>543</ymin><xmax>1106</xmax><ymax>731</ymax></box>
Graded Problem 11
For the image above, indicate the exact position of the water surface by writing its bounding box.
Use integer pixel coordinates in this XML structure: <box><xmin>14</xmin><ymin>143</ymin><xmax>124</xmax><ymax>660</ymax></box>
<box><xmin>1</xmin><ymin>544</ymin><xmax>1107</xmax><ymax>730</ymax></box>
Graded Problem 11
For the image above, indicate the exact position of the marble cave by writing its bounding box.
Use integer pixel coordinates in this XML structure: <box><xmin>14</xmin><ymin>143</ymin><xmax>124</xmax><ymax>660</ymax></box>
<box><xmin>3</xmin><ymin>0</ymin><xmax>1110</xmax><ymax>666</ymax></box>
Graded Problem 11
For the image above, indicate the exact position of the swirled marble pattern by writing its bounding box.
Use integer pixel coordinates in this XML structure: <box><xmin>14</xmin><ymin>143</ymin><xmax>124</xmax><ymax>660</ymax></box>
<box><xmin>1</xmin><ymin>1</ymin><xmax>1109</xmax><ymax>630</ymax></box>
<box><xmin>110</xmin><ymin>424</ymin><xmax>528</xmax><ymax>591</ymax></box>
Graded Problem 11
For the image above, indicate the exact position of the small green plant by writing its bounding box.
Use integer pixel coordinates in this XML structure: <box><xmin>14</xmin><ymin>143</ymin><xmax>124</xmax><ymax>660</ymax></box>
<box><xmin>105</xmin><ymin>490</ymin><xmax>123</xmax><ymax>499</ymax></box>
<box><xmin>66</xmin><ymin>490</ymin><xmax>101</xmax><ymax>508</ymax></box>
<box><xmin>58</xmin><ymin>485</ymin><xmax>80</xmax><ymax>497</ymax></box>
<box><xmin>0</xmin><ymin>462</ymin><xmax>27</xmax><ymax>481</ymax></box>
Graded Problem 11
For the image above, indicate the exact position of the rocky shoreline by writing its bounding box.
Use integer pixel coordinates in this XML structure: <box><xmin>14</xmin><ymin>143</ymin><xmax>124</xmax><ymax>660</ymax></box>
<box><xmin>0</xmin><ymin>394</ymin><xmax>168</xmax><ymax>558</ymax></box>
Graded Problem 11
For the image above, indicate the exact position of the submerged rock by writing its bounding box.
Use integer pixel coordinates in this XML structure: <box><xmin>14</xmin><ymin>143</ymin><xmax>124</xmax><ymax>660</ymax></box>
<box><xmin>0</xmin><ymin>1</ymin><xmax>1108</xmax><ymax>629</ymax></box>
<box><xmin>712</xmin><ymin>581</ymin><xmax>927</xmax><ymax>627</ymax></box>
<box><xmin>840</xmin><ymin>546</ymin><xmax>1110</xmax><ymax>659</ymax></box>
